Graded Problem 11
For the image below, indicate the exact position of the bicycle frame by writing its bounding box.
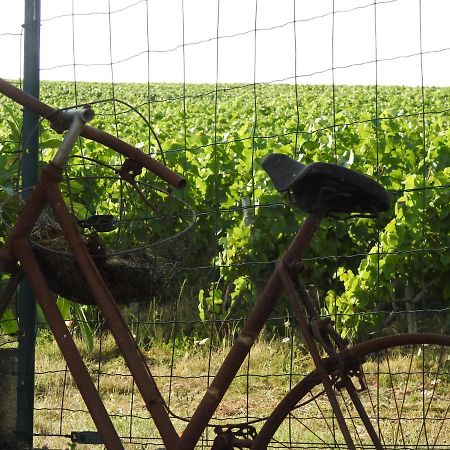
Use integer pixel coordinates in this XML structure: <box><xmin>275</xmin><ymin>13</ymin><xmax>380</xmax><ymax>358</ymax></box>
<box><xmin>0</xmin><ymin>78</ymin><xmax>380</xmax><ymax>450</ymax></box>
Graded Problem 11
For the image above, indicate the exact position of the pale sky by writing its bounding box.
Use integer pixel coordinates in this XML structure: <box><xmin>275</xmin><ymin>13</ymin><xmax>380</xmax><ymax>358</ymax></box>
<box><xmin>1</xmin><ymin>0</ymin><xmax>449</xmax><ymax>86</ymax></box>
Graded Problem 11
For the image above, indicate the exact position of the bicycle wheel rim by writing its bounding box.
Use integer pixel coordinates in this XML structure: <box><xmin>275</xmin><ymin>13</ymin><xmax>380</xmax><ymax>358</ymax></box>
<box><xmin>253</xmin><ymin>333</ymin><xmax>450</xmax><ymax>449</ymax></box>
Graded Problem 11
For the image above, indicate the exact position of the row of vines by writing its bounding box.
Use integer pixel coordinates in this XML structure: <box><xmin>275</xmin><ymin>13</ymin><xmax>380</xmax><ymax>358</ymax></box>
<box><xmin>0</xmin><ymin>81</ymin><xmax>449</xmax><ymax>340</ymax></box>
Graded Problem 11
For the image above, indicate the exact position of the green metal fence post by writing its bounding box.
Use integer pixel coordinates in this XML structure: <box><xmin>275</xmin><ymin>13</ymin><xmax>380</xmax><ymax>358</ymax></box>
<box><xmin>16</xmin><ymin>0</ymin><xmax>41</xmax><ymax>448</ymax></box>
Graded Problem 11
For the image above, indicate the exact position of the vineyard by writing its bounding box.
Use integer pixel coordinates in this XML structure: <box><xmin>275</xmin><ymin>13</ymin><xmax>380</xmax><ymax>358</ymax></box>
<box><xmin>0</xmin><ymin>81</ymin><xmax>449</xmax><ymax>340</ymax></box>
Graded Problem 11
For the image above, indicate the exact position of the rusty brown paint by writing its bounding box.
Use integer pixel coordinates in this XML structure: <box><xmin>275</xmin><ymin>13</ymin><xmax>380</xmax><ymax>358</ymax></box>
<box><xmin>177</xmin><ymin>213</ymin><xmax>325</xmax><ymax>450</ymax></box>
<box><xmin>45</xmin><ymin>182</ymin><xmax>179</xmax><ymax>449</ymax></box>
<box><xmin>0</xmin><ymin>161</ymin><xmax>179</xmax><ymax>449</ymax></box>
<box><xmin>13</xmin><ymin>238</ymin><xmax>125</xmax><ymax>450</ymax></box>
<box><xmin>0</xmin><ymin>269</ymin><xmax>24</xmax><ymax>321</ymax></box>
<box><xmin>0</xmin><ymin>78</ymin><xmax>186</xmax><ymax>189</ymax></box>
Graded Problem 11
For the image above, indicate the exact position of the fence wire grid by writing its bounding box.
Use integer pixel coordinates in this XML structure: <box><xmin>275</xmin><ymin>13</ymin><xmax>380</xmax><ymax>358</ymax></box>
<box><xmin>0</xmin><ymin>0</ymin><xmax>449</xmax><ymax>449</ymax></box>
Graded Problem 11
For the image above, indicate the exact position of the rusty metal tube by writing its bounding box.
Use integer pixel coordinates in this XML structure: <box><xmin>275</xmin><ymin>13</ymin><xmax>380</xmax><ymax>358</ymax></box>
<box><xmin>277</xmin><ymin>261</ymin><xmax>357</xmax><ymax>450</ymax></box>
<box><xmin>13</xmin><ymin>239</ymin><xmax>125</xmax><ymax>450</ymax></box>
<box><xmin>341</xmin><ymin>333</ymin><xmax>450</xmax><ymax>358</ymax></box>
<box><xmin>0</xmin><ymin>177</ymin><xmax>49</xmax><ymax>268</ymax></box>
<box><xmin>43</xmin><ymin>172</ymin><xmax>179</xmax><ymax>449</ymax></box>
<box><xmin>0</xmin><ymin>270</ymin><xmax>24</xmax><ymax>321</ymax></box>
<box><xmin>178</xmin><ymin>213</ymin><xmax>324</xmax><ymax>450</ymax></box>
<box><xmin>0</xmin><ymin>78</ymin><xmax>54</xmax><ymax>118</ymax></box>
<box><xmin>0</xmin><ymin>77</ymin><xmax>186</xmax><ymax>189</ymax></box>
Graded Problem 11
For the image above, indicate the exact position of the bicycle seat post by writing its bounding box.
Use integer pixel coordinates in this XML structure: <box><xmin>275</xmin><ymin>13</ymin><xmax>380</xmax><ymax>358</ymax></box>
<box><xmin>52</xmin><ymin>106</ymin><xmax>95</xmax><ymax>169</ymax></box>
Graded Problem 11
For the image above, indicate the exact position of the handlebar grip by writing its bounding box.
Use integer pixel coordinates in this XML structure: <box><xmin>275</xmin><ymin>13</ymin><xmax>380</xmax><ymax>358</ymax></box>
<box><xmin>0</xmin><ymin>77</ymin><xmax>186</xmax><ymax>189</ymax></box>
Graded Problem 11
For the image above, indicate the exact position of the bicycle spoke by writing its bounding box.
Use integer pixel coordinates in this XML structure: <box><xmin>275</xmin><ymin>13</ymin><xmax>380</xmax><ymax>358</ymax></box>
<box><xmin>395</xmin><ymin>345</ymin><xmax>414</xmax><ymax>449</ymax></box>
<box><xmin>287</xmin><ymin>412</ymin><xmax>336</xmax><ymax>449</ymax></box>
<box><xmin>360</xmin><ymin>366</ymin><xmax>386</xmax><ymax>448</ymax></box>
<box><xmin>417</xmin><ymin>344</ymin><xmax>447</xmax><ymax>449</ymax></box>
<box><xmin>338</xmin><ymin>388</ymin><xmax>365</xmax><ymax>448</ymax></box>
<box><xmin>311</xmin><ymin>390</ymin><xmax>337</xmax><ymax>440</ymax></box>
<box><xmin>431</xmin><ymin>397</ymin><xmax>450</xmax><ymax>449</ymax></box>
<box><xmin>385</xmin><ymin>348</ymin><xmax>409</xmax><ymax>448</ymax></box>
<box><xmin>257</xmin><ymin>338</ymin><xmax>450</xmax><ymax>450</ymax></box>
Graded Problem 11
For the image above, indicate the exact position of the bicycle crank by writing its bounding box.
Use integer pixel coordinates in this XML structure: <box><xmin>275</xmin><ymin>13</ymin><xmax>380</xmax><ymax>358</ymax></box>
<box><xmin>211</xmin><ymin>424</ymin><xmax>256</xmax><ymax>449</ymax></box>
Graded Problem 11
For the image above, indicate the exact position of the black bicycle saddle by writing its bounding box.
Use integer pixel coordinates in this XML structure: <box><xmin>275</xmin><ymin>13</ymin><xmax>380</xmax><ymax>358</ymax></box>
<box><xmin>262</xmin><ymin>153</ymin><xmax>390</xmax><ymax>215</ymax></box>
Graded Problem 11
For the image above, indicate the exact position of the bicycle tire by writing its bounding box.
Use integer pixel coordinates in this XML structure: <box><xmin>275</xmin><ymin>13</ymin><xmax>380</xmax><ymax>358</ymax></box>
<box><xmin>253</xmin><ymin>333</ymin><xmax>450</xmax><ymax>449</ymax></box>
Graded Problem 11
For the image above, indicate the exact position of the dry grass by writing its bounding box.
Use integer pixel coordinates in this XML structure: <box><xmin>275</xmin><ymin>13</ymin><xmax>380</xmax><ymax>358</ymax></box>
<box><xmin>33</xmin><ymin>332</ymin><xmax>312</xmax><ymax>449</ymax></box>
<box><xmin>264</xmin><ymin>345</ymin><xmax>450</xmax><ymax>448</ymax></box>
<box><xmin>32</xmin><ymin>333</ymin><xmax>450</xmax><ymax>449</ymax></box>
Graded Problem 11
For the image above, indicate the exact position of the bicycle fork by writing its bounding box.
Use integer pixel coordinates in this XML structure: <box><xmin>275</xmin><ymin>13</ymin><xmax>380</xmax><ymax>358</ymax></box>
<box><xmin>276</xmin><ymin>252</ymin><xmax>384</xmax><ymax>450</ymax></box>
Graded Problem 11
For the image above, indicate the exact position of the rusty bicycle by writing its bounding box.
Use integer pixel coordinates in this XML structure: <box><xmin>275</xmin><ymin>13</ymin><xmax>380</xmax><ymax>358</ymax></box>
<box><xmin>0</xmin><ymin>78</ymin><xmax>449</xmax><ymax>449</ymax></box>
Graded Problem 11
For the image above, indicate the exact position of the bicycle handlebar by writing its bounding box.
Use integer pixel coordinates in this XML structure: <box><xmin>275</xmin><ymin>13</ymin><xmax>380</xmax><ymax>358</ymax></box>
<box><xmin>0</xmin><ymin>78</ymin><xmax>186</xmax><ymax>189</ymax></box>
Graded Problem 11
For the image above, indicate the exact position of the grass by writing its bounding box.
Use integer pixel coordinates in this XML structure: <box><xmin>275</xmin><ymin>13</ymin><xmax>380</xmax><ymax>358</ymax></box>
<box><xmin>31</xmin><ymin>329</ymin><xmax>450</xmax><ymax>450</ymax></box>
<box><xmin>265</xmin><ymin>344</ymin><xmax>450</xmax><ymax>448</ymax></box>
<box><xmin>33</xmin><ymin>329</ymin><xmax>313</xmax><ymax>450</ymax></box>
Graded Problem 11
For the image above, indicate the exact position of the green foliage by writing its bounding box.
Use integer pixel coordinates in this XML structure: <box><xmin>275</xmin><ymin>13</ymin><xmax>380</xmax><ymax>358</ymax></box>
<box><xmin>326</xmin><ymin>168</ymin><xmax>450</xmax><ymax>338</ymax></box>
<box><xmin>1</xmin><ymin>81</ymin><xmax>449</xmax><ymax>340</ymax></box>
<box><xmin>56</xmin><ymin>299</ymin><xmax>94</xmax><ymax>353</ymax></box>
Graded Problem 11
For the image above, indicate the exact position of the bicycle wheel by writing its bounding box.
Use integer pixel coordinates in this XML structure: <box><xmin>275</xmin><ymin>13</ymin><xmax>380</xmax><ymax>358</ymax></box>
<box><xmin>253</xmin><ymin>334</ymin><xmax>450</xmax><ymax>449</ymax></box>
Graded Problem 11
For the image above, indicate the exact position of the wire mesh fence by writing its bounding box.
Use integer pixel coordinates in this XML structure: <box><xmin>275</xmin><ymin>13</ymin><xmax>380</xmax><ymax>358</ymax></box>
<box><xmin>0</xmin><ymin>0</ymin><xmax>449</xmax><ymax>449</ymax></box>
